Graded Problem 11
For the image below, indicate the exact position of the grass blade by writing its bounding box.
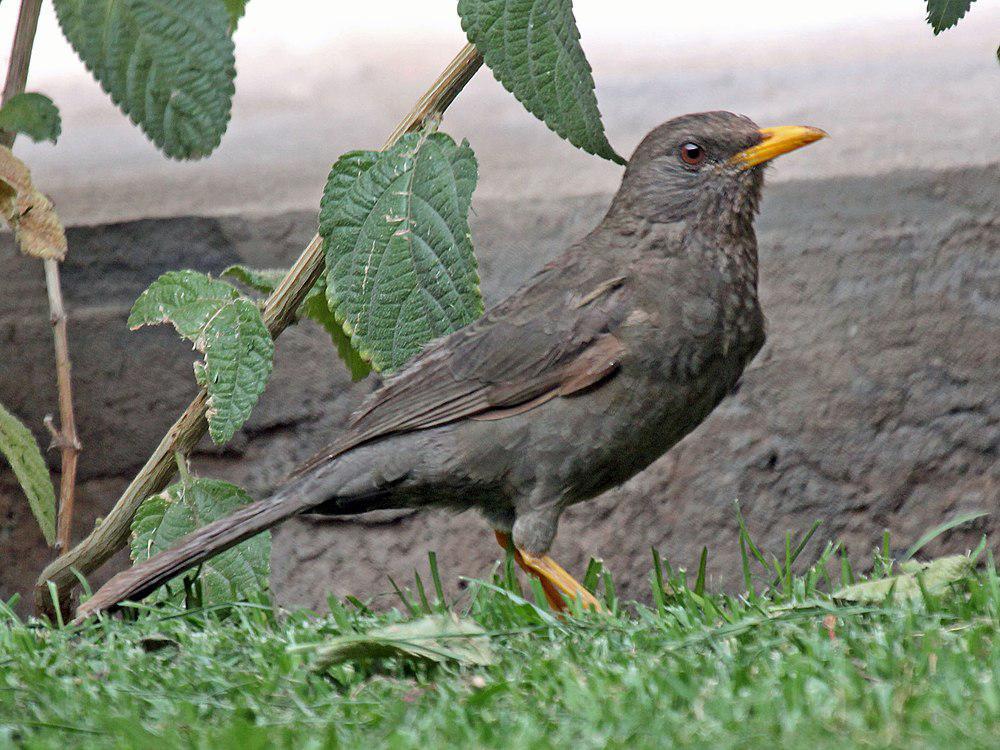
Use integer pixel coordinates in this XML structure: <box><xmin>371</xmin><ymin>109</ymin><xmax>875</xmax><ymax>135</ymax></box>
<box><xmin>387</xmin><ymin>576</ymin><xmax>418</xmax><ymax>617</ymax></box>
<box><xmin>428</xmin><ymin>551</ymin><xmax>446</xmax><ymax>609</ymax></box>
<box><xmin>694</xmin><ymin>547</ymin><xmax>708</xmax><ymax>596</ymax></box>
<box><xmin>414</xmin><ymin>571</ymin><xmax>433</xmax><ymax>615</ymax></box>
<box><xmin>901</xmin><ymin>510</ymin><xmax>988</xmax><ymax>562</ymax></box>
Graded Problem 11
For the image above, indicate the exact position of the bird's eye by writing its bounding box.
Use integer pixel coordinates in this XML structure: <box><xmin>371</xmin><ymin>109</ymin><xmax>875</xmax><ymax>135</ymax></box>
<box><xmin>679</xmin><ymin>142</ymin><xmax>705</xmax><ymax>167</ymax></box>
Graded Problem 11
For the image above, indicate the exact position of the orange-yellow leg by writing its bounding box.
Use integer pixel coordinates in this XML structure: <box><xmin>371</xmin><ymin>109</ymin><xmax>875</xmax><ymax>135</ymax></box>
<box><xmin>494</xmin><ymin>531</ymin><xmax>602</xmax><ymax>612</ymax></box>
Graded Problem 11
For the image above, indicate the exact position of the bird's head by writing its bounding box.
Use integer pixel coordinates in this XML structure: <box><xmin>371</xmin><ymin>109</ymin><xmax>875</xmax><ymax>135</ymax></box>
<box><xmin>609</xmin><ymin>111</ymin><xmax>826</xmax><ymax>238</ymax></box>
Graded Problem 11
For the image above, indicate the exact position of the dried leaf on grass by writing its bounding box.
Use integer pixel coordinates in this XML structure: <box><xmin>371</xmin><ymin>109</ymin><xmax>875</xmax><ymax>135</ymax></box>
<box><xmin>832</xmin><ymin>554</ymin><xmax>975</xmax><ymax>603</ymax></box>
<box><xmin>308</xmin><ymin>614</ymin><xmax>495</xmax><ymax>670</ymax></box>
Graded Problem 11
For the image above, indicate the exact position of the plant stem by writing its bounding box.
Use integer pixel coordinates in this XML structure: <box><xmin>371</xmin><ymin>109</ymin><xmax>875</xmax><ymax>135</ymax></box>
<box><xmin>381</xmin><ymin>42</ymin><xmax>484</xmax><ymax>149</ymax></box>
<box><xmin>44</xmin><ymin>258</ymin><xmax>82</xmax><ymax>551</ymax></box>
<box><xmin>0</xmin><ymin>0</ymin><xmax>41</xmax><ymax>148</ymax></box>
<box><xmin>174</xmin><ymin>451</ymin><xmax>191</xmax><ymax>486</ymax></box>
<box><xmin>2</xmin><ymin>0</ymin><xmax>82</xmax><ymax>552</ymax></box>
<box><xmin>34</xmin><ymin>42</ymin><xmax>484</xmax><ymax>619</ymax></box>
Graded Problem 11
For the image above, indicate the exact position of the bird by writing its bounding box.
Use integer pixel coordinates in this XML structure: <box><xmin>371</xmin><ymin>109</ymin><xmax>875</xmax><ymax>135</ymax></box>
<box><xmin>75</xmin><ymin>111</ymin><xmax>826</xmax><ymax>621</ymax></box>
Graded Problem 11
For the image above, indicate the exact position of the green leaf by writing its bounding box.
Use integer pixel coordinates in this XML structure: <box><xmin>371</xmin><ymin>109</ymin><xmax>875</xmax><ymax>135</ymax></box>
<box><xmin>0</xmin><ymin>93</ymin><xmax>61</xmax><ymax>144</ymax></box>
<box><xmin>318</xmin><ymin>151</ymin><xmax>380</xmax><ymax>238</ymax></box>
<box><xmin>0</xmin><ymin>401</ymin><xmax>56</xmax><ymax>545</ymax></box>
<box><xmin>320</xmin><ymin>132</ymin><xmax>483</xmax><ymax>373</ymax></box>
<box><xmin>201</xmin><ymin>297</ymin><xmax>275</xmax><ymax>444</ymax></box>
<box><xmin>925</xmin><ymin>0</ymin><xmax>976</xmax><ymax>33</ymax></box>
<box><xmin>832</xmin><ymin>555</ymin><xmax>974</xmax><ymax>603</ymax></box>
<box><xmin>131</xmin><ymin>478</ymin><xmax>269</xmax><ymax>602</ymax></box>
<box><xmin>222</xmin><ymin>265</ymin><xmax>372</xmax><ymax>380</ymax></box>
<box><xmin>53</xmin><ymin>0</ymin><xmax>236</xmax><ymax>159</ymax></box>
<box><xmin>223</xmin><ymin>0</ymin><xmax>249</xmax><ymax>32</ymax></box>
<box><xmin>129</xmin><ymin>270</ymin><xmax>274</xmax><ymax>444</ymax></box>
<box><xmin>306</xmin><ymin>614</ymin><xmax>495</xmax><ymax>669</ymax></box>
<box><xmin>458</xmin><ymin>0</ymin><xmax>623</xmax><ymax>164</ymax></box>
<box><xmin>129</xmin><ymin>270</ymin><xmax>240</xmax><ymax>340</ymax></box>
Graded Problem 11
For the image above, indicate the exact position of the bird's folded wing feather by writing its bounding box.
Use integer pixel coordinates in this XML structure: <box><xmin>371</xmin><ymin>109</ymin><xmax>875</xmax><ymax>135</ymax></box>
<box><xmin>72</xmin><ymin>264</ymin><xmax>629</xmax><ymax>621</ymax></box>
<box><xmin>294</xmin><ymin>263</ymin><xmax>629</xmax><ymax>475</ymax></box>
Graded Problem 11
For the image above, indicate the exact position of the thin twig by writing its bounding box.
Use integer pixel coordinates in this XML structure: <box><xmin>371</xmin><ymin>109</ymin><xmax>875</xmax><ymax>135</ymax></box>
<box><xmin>0</xmin><ymin>0</ymin><xmax>41</xmax><ymax>149</ymax></box>
<box><xmin>2</xmin><ymin>0</ymin><xmax>82</xmax><ymax>552</ymax></box>
<box><xmin>34</xmin><ymin>42</ymin><xmax>484</xmax><ymax>618</ymax></box>
<box><xmin>44</xmin><ymin>258</ymin><xmax>82</xmax><ymax>550</ymax></box>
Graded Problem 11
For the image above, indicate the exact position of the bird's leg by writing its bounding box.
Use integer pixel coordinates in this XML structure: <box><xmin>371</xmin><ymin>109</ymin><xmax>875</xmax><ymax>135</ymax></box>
<box><xmin>494</xmin><ymin>531</ymin><xmax>602</xmax><ymax>612</ymax></box>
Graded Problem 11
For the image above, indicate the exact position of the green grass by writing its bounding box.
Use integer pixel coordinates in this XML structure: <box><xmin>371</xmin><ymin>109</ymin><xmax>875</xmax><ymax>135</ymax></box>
<box><xmin>1</xmin><ymin>524</ymin><xmax>997</xmax><ymax>749</ymax></box>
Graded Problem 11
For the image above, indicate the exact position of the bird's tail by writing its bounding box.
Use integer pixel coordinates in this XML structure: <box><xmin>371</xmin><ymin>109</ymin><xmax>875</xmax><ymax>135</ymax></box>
<box><xmin>73</xmin><ymin>472</ymin><xmax>344</xmax><ymax>623</ymax></box>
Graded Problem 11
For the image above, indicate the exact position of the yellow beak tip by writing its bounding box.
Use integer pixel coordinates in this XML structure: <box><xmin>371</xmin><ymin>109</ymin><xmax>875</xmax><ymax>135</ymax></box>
<box><xmin>733</xmin><ymin>125</ymin><xmax>828</xmax><ymax>169</ymax></box>
<box><xmin>762</xmin><ymin>125</ymin><xmax>829</xmax><ymax>142</ymax></box>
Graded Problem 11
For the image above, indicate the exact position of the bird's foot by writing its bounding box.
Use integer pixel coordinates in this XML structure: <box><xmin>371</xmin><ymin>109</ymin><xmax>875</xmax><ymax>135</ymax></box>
<box><xmin>494</xmin><ymin>531</ymin><xmax>602</xmax><ymax>613</ymax></box>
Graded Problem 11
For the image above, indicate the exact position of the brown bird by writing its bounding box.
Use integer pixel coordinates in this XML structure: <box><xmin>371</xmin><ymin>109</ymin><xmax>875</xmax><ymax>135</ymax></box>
<box><xmin>76</xmin><ymin>111</ymin><xmax>826</xmax><ymax>620</ymax></box>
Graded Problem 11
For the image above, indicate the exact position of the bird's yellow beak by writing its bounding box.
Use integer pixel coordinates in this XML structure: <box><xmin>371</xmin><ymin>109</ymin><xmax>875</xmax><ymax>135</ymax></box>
<box><xmin>731</xmin><ymin>125</ymin><xmax>827</xmax><ymax>169</ymax></box>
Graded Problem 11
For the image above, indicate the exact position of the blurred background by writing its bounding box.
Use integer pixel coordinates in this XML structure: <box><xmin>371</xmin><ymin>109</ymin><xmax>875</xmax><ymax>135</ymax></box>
<box><xmin>1</xmin><ymin>1</ymin><xmax>997</xmax><ymax>612</ymax></box>
<box><xmin>0</xmin><ymin>0</ymin><xmax>997</xmax><ymax>223</ymax></box>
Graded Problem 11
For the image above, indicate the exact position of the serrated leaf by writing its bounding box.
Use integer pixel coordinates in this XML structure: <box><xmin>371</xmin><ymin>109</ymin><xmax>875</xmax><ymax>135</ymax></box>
<box><xmin>832</xmin><ymin>555</ymin><xmax>974</xmax><ymax>603</ymax></box>
<box><xmin>128</xmin><ymin>270</ymin><xmax>239</xmax><ymax>342</ymax></box>
<box><xmin>310</xmin><ymin>614</ymin><xmax>494</xmax><ymax>669</ymax></box>
<box><xmin>0</xmin><ymin>93</ymin><xmax>61</xmax><ymax>144</ymax></box>
<box><xmin>202</xmin><ymin>297</ymin><xmax>274</xmax><ymax>444</ymax></box>
<box><xmin>223</xmin><ymin>0</ymin><xmax>249</xmax><ymax>32</ymax></box>
<box><xmin>131</xmin><ymin>478</ymin><xmax>269</xmax><ymax>602</ymax></box>
<box><xmin>193</xmin><ymin>360</ymin><xmax>208</xmax><ymax>388</ymax></box>
<box><xmin>458</xmin><ymin>0</ymin><xmax>623</xmax><ymax>164</ymax></box>
<box><xmin>0</xmin><ymin>146</ymin><xmax>67</xmax><ymax>260</ymax></box>
<box><xmin>318</xmin><ymin>150</ymin><xmax>380</xmax><ymax>238</ymax></box>
<box><xmin>129</xmin><ymin>270</ymin><xmax>274</xmax><ymax>444</ymax></box>
<box><xmin>0</xmin><ymin>401</ymin><xmax>56</xmax><ymax>545</ymax></box>
<box><xmin>53</xmin><ymin>0</ymin><xmax>236</xmax><ymax>159</ymax></box>
<box><xmin>222</xmin><ymin>265</ymin><xmax>372</xmax><ymax>380</ymax></box>
<box><xmin>926</xmin><ymin>0</ymin><xmax>976</xmax><ymax>33</ymax></box>
<box><xmin>320</xmin><ymin>132</ymin><xmax>483</xmax><ymax>372</ymax></box>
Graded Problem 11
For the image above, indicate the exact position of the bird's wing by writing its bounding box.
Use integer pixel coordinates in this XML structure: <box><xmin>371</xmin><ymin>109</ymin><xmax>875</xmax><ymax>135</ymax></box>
<box><xmin>294</xmin><ymin>257</ymin><xmax>629</xmax><ymax>475</ymax></box>
<box><xmin>73</xmin><ymin>260</ymin><xmax>630</xmax><ymax>622</ymax></box>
